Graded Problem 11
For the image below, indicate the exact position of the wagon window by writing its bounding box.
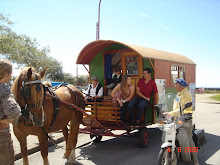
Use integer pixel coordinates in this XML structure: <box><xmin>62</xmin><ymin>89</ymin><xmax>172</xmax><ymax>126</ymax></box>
<box><xmin>171</xmin><ymin>65</ymin><xmax>186</xmax><ymax>83</ymax></box>
<box><xmin>126</xmin><ymin>56</ymin><xmax>138</xmax><ymax>75</ymax></box>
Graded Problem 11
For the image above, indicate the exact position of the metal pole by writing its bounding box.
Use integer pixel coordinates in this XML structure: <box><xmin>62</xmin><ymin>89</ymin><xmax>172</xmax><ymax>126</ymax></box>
<box><xmin>96</xmin><ymin>0</ymin><xmax>102</xmax><ymax>40</ymax></box>
<box><xmin>76</xmin><ymin>64</ymin><xmax>78</xmax><ymax>86</ymax></box>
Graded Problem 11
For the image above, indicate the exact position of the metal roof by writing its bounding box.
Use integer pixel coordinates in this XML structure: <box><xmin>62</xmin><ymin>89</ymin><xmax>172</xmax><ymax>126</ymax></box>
<box><xmin>76</xmin><ymin>40</ymin><xmax>195</xmax><ymax>65</ymax></box>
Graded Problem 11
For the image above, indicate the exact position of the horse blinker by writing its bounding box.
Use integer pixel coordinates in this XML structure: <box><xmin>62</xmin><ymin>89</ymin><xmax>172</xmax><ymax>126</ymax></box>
<box><xmin>24</xmin><ymin>87</ymin><xmax>31</xmax><ymax>99</ymax></box>
<box><xmin>36</xmin><ymin>83</ymin><xmax>42</xmax><ymax>92</ymax></box>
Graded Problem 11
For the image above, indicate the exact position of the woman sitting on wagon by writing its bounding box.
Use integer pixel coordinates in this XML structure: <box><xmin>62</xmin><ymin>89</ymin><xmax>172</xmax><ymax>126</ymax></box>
<box><xmin>112</xmin><ymin>75</ymin><xmax>135</xmax><ymax>123</ymax></box>
<box><xmin>85</xmin><ymin>76</ymin><xmax>103</xmax><ymax>102</ymax></box>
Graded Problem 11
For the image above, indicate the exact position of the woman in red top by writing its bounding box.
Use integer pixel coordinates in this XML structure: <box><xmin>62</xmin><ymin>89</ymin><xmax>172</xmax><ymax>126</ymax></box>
<box><xmin>112</xmin><ymin>75</ymin><xmax>135</xmax><ymax>123</ymax></box>
<box><xmin>128</xmin><ymin>68</ymin><xmax>158</xmax><ymax>125</ymax></box>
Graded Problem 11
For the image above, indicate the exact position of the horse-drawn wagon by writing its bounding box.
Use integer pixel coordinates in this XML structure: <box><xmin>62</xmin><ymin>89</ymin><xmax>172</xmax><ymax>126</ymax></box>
<box><xmin>11</xmin><ymin>39</ymin><xmax>195</xmax><ymax>164</ymax></box>
<box><xmin>76</xmin><ymin>40</ymin><xmax>196</xmax><ymax>147</ymax></box>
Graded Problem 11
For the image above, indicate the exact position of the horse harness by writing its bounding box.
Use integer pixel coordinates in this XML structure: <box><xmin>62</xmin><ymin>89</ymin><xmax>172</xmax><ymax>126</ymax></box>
<box><xmin>19</xmin><ymin>74</ymin><xmax>86</xmax><ymax>149</ymax></box>
<box><xmin>20</xmin><ymin>79</ymin><xmax>76</xmax><ymax>130</ymax></box>
<box><xmin>20</xmin><ymin>74</ymin><xmax>45</xmax><ymax>126</ymax></box>
<box><xmin>44</xmin><ymin>84</ymin><xmax>66</xmax><ymax>130</ymax></box>
<box><xmin>20</xmin><ymin>77</ymin><xmax>108</xmax><ymax>150</ymax></box>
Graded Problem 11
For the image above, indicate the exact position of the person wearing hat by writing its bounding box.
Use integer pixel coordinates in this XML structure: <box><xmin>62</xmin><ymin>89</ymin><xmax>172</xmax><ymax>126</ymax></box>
<box><xmin>86</xmin><ymin>76</ymin><xmax>103</xmax><ymax>102</ymax></box>
<box><xmin>165</xmin><ymin>78</ymin><xmax>199</xmax><ymax>165</ymax></box>
<box><xmin>168</xmin><ymin>78</ymin><xmax>193</xmax><ymax>117</ymax></box>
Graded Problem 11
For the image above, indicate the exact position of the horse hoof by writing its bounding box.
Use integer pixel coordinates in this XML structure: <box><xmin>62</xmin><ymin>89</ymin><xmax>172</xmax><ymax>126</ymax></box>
<box><xmin>68</xmin><ymin>154</ymin><xmax>76</xmax><ymax>164</ymax></box>
<box><xmin>68</xmin><ymin>163</ymin><xmax>75</xmax><ymax>165</ymax></box>
<box><xmin>63</xmin><ymin>153</ymin><xmax>69</xmax><ymax>159</ymax></box>
<box><xmin>68</xmin><ymin>160</ymin><xmax>75</xmax><ymax>165</ymax></box>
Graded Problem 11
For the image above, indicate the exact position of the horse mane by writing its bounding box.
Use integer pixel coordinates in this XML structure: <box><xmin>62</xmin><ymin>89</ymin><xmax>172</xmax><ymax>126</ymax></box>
<box><xmin>11</xmin><ymin>67</ymin><xmax>35</xmax><ymax>101</ymax></box>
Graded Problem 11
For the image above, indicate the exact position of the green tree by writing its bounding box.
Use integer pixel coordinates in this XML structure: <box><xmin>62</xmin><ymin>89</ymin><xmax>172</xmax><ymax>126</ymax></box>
<box><xmin>77</xmin><ymin>76</ymin><xmax>88</xmax><ymax>86</ymax></box>
<box><xmin>0</xmin><ymin>13</ymin><xmax>64</xmax><ymax>81</ymax></box>
<box><xmin>62</xmin><ymin>73</ymin><xmax>76</xmax><ymax>84</ymax></box>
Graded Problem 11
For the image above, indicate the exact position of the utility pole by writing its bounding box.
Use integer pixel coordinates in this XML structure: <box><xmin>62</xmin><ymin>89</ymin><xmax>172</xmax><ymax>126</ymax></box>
<box><xmin>96</xmin><ymin>0</ymin><xmax>102</xmax><ymax>40</ymax></box>
<box><xmin>76</xmin><ymin>65</ymin><xmax>78</xmax><ymax>86</ymax></box>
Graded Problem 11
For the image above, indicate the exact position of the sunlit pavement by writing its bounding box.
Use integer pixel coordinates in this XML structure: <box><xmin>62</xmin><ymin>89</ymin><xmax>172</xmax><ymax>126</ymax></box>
<box><xmin>14</xmin><ymin>94</ymin><xmax>220</xmax><ymax>165</ymax></box>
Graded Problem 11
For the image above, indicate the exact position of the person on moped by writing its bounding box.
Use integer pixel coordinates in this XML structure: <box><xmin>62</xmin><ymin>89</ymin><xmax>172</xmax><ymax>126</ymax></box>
<box><xmin>165</xmin><ymin>78</ymin><xmax>199</xmax><ymax>165</ymax></box>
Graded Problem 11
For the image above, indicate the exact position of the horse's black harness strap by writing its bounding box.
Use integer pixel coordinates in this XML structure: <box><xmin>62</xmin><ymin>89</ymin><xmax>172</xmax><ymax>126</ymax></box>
<box><xmin>45</xmin><ymin>86</ymin><xmax>60</xmax><ymax>131</ymax></box>
<box><xmin>46</xmin><ymin>83</ymin><xmax>75</xmax><ymax>130</ymax></box>
<box><xmin>49</xmin><ymin>97</ymin><xmax>60</xmax><ymax>130</ymax></box>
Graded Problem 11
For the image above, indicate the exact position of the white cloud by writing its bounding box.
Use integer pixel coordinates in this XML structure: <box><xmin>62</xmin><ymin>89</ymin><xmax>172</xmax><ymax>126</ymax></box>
<box><xmin>138</xmin><ymin>12</ymin><xmax>151</xmax><ymax>19</ymax></box>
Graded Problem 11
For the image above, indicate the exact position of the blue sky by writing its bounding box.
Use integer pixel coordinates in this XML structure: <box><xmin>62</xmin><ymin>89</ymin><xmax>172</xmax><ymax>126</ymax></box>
<box><xmin>1</xmin><ymin>0</ymin><xmax>220</xmax><ymax>87</ymax></box>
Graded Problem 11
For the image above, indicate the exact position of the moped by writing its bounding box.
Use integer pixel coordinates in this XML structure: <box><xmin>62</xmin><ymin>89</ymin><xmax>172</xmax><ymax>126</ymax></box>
<box><xmin>155</xmin><ymin>93</ymin><xmax>206</xmax><ymax>165</ymax></box>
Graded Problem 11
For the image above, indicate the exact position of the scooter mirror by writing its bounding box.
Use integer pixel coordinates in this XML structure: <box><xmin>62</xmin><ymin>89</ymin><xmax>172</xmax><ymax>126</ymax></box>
<box><xmin>184</xmin><ymin>102</ymin><xmax>192</xmax><ymax>110</ymax></box>
<box><xmin>154</xmin><ymin>105</ymin><xmax>160</xmax><ymax>116</ymax></box>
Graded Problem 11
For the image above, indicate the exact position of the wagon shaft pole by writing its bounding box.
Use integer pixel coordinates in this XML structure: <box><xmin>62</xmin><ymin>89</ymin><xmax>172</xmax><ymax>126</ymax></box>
<box><xmin>45</xmin><ymin>93</ymin><xmax>115</xmax><ymax>136</ymax></box>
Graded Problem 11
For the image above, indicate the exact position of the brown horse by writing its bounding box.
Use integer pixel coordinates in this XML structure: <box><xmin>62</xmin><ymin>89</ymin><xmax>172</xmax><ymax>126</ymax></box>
<box><xmin>11</xmin><ymin>67</ymin><xmax>84</xmax><ymax>165</ymax></box>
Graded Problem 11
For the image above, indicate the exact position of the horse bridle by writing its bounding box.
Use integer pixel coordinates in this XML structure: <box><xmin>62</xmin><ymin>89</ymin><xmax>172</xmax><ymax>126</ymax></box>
<box><xmin>20</xmin><ymin>74</ymin><xmax>46</xmax><ymax>127</ymax></box>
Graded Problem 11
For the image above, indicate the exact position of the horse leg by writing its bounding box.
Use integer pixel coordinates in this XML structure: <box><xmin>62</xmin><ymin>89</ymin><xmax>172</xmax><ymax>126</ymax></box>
<box><xmin>65</xmin><ymin>116</ymin><xmax>81</xmax><ymax>164</ymax></box>
<box><xmin>13</xmin><ymin>127</ymin><xmax>29</xmax><ymax>165</ymax></box>
<box><xmin>38</xmin><ymin>135</ymin><xmax>49</xmax><ymax>165</ymax></box>
<box><xmin>17</xmin><ymin>136</ymin><xmax>29</xmax><ymax>165</ymax></box>
<box><xmin>62</xmin><ymin>126</ymin><xmax>69</xmax><ymax>148</ymax></box>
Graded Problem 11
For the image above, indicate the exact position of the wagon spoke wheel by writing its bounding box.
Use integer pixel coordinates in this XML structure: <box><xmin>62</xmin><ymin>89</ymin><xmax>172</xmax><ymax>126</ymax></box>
<box><xmin>90</xmin><ymin>134</ymin><xmax>102</xmax><ymax>143</ymax></box>
<box><xmin>138</xmin><ymin>127</ymin><xmax>149</xmax><ymax>148</ymax></box>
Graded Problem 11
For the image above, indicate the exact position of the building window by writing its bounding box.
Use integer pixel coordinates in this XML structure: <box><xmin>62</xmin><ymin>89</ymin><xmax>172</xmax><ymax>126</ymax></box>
<box><xmin>171</xmin><ymin>65</ymin><xmax>186</xmax><ymax>83</ymax></box>
<box><xmin>126</xmin><ymin>56</ymin><xmax>138</xmax><ymax>75</ymax></box>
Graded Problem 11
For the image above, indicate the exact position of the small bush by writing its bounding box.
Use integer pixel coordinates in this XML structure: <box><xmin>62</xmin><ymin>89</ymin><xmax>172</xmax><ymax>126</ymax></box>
<box><xmin>203</xmin><ymin>90</ymin><xmax>220</xmax><ymax>94</ymax></box>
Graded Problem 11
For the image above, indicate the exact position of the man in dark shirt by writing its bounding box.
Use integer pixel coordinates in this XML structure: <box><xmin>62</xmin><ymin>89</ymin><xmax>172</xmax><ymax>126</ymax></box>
<box><xmin>106</xmin><ymin>66</ymin><xmax>121</xmax><ymax>95</ymax></box>
<box><xmin>128</xmin><ymin>68</ymin><xmax>159</xmax><ymax>125</ymax></box>
<box><xmin>107</xmin><ymin>66</ymin><xmax>121</xmax><ymax>88</ymax></box>
<box><xmin>111</xmin><ymin>66</ymin><xmax>121</xmax><ymax>89</ymax></box>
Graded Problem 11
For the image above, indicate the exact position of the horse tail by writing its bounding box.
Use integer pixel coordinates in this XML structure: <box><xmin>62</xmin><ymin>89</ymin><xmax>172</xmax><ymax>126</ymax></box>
<box><xmin>72</xmin><ymin>90</ymin><xmax>85</xmax><ymax>112</ymax></box>
<box><xmin>63</xmin><ymin>87</ymin><xmax>85</xmax><ymax>161</ymax></box>
<box><xmin>65</xmin><ymin>86</ymin><xmax>85</xmax><ymax>117</ymax></box>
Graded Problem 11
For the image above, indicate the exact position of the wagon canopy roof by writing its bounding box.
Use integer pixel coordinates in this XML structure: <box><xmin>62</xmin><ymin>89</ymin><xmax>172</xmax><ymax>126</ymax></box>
<box><xmin>76</xmin><ymin>40</ymin><xmax>195</xmax><ymax>65</ymax></box>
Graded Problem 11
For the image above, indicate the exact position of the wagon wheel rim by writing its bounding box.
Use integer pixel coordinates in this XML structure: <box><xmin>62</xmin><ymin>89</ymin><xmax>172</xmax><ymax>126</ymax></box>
<box><xmin>144</xmin><ymin>130</ymin><xmax>150</xmax><ymax>144</ymax></box>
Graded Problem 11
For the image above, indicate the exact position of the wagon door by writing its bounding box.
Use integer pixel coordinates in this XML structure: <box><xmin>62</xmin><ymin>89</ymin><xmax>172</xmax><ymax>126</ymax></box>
<box><xmin>122</xmin><ymin>52</ymin><xmax>155</xmax><ymax>124</ymax></box>
<box><xmin>121</xmin><ymin>52</ymin><xmax>143</xmax><ymax>91</ymax></box>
